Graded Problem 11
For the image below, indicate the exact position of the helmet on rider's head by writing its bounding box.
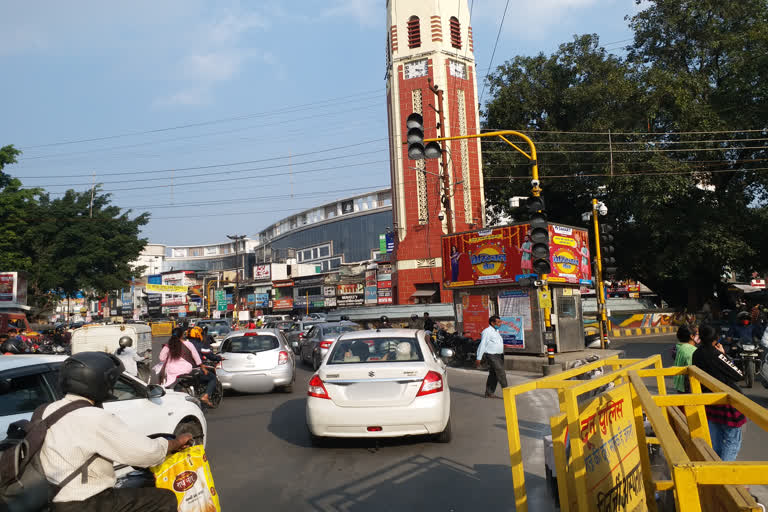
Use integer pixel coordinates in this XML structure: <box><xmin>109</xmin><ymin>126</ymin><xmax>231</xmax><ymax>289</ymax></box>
<box><xmin>118</xmin><ymin>336</ymin><xmax>133</xmax><ymax>349</ymax></box>
<box><xmin>380</xmin><ymin>315</ymin><xmax>389</xmax><ymax>323</ymax></box>
<box><xmin>1</xmin><ymin>338</ymin><xmax>24</xmax><ymax>354</ymax></box>
<box><xmin>737</xmin><ymin>311</ymin><xmax>751</xmax><ymax>325</ymax></box>
<box><xmin>59</xmin><ymin>352</ymin><xmax>125</xmax><ymax>404</ymax></box>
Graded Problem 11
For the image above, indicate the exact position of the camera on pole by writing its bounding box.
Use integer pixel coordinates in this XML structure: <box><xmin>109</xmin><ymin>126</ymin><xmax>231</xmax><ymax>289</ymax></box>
<box><xmin>527</xmin><ymin>196</ymin><xmax>551</xmax><ymax>275</ymax></box>
<box><xmin>600</xmin><ymin>224</ymin><xmax>617</xmax><ymax>277</ymax></box>
<box><xmin>406</xmin><ymin>113</ymin><xmax>442</xmax><ymax>160</ymax></box>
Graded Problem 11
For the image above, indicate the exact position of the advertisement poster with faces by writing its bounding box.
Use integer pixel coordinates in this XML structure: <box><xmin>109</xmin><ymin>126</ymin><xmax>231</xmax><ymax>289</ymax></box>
<box><xmin>547</xmin><ymin>224</ymin><xmax>592</xmax><ymax>284</ymax></box>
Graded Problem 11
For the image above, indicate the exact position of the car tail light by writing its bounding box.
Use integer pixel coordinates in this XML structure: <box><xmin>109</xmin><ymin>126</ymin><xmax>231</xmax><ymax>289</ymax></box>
<box><xmin>278</xmin><ymin>351</ymin><xmax>289</xmax><ymax>365</ymax></box>
<box><xmin>416</xmin><ymin>371</ymin><xmax>443</xmax><ymax>397</ymax></box>
<box><xmin>319</xmin><ymin>340</ymin><xmax>333</xmax><ymax>350</ymax></box>
<box><xmin>367</xmin><ymin>426</ymin><xmax>383</xmax><ymax>432</ymax></box>
<box><xmin>308</xmin><ymin>375</ymin><xmax>330</xmax><ymax>399</ymax></box>
<box><xmin>244</xmin><ymin>331</ymin><xmax>258</xmax><ymax>336</ymax></box>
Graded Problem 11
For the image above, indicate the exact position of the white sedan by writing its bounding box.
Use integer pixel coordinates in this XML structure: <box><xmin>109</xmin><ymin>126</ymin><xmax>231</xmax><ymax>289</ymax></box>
<box><xmin>0</xmin><ymin>355</ymin><xmax>207</xmax><ymax>445</ymax></box>
<box><xmin>306</xmin><ymin>329</ymin><xmax>452</xmax><ymax>444</ymax></box>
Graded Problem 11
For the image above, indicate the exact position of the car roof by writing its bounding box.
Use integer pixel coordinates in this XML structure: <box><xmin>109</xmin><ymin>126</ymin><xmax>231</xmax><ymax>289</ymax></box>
<box><xmin>316</xmin><ymin>321</ymin><xmax>358</xmax><ymax>328</ymax></box>
<box><xmin>225</xmin><ymin>329</ymin><xmax>281</xmax><ymax>338</ymax></box>
<box><xmin>0</xmin><ymin>354</ymin><xmax>68</xmax><ymax>371</ymax></box>
<box><xmin>337</xmin><ymin>328</ymin><xmax>420</xmax><ymax>340</ymax></box>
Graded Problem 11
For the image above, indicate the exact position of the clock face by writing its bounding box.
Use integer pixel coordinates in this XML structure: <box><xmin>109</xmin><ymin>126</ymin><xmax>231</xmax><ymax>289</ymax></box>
<box><xmin>449</xmin><ymin>60</ymin><xmax>467</xmax><ymax>79</ymax></box>
<box><xmin>404</xmin><ymin>59</ymin><xmax>429</xmax><ymax>79</ymax></box>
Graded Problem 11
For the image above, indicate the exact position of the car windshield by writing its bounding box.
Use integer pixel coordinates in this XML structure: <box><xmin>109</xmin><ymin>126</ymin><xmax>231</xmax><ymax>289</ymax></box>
<box><xmin>323</xmin><ymin>324</ymin><xmax>362</xmax><ymax>335</ymax></box>
<box><xmin>276</xmin><ymin>322</ymin><xmax>294</xmax><ymax>330</ymax></box>
<box><xmin>227</xmin><ymin>335</ymin><xmax>279</xmax><ymax>353</ymax></box>
<box><xmin>328</xmin><ymin>337</ymin><xmax>423</xmax><ymax>364</ymax></box>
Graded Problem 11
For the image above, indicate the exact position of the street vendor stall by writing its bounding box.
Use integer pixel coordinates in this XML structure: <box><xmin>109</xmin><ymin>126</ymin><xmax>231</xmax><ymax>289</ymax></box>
<box><xmin>442</xmin><ymin>222</ymin><xmax>593</xmax><ymax>354</ymax></box>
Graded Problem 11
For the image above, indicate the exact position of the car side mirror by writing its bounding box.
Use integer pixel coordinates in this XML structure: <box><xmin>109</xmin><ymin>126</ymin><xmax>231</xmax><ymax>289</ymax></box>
<box><xmin>440</xmin><ymin>348</ymin><xmax>454</xmax><ymax>359</ymax></box>
<box><xmin>147</xmin><ymin>384</ymin><xmax>166</xmax><ymax>399</ymax></box>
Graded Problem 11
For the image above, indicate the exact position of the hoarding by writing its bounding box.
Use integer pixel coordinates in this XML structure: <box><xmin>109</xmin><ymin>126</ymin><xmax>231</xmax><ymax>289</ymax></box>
<box><xmin>0</xmin><ymin>272</ymin><xmax>27</xmax><ymax>306</ymax></box>
<box><xmin>441</xmin><ymin>224</ymin><xmax>591</xmax><ymax>288</ymax></box>
<box><xmin>462</xmin><ymin>295</ymin><xmax>489</xmax><ymax>340</ymax></box>
<box><xmin>146</xmin><ymin>283</ymin><xmax>188</xmax><ymax>294</ymax></box>
<box><xmin>273</xmin><ymin>298</ymin><xmax>294</xmax><ymax>310</ymax></box>
<box><xmin>253</xmin><ymin>265</ymin><xmax>271</xmax><ymax>280</ymax></box>
<box><xmin>365</xmin><ymin>270</ymin><xmax>378</xmax><ymax>305</ymax></box>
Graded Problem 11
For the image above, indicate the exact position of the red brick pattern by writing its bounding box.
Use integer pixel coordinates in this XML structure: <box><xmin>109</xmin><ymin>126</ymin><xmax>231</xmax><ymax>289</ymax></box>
<box><xmin>397</xmin><ymin>267</ymin><xmax>454</xmax><ymax>305</ymax></box>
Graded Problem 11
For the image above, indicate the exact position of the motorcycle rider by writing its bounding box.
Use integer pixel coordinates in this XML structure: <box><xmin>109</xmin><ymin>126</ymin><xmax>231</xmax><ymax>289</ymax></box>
<box><xmin>1</xmin><ymin>337</ymin><xmax>25</xmax><ymax>355</ymax></box>
<box><xmin>379</xmin><ymin>315</ymin><xmax>392</xmax><ymax>329</ymax></box>
<box><xmin>114</xmin><ymin>335</ymin><xmax>144</xmax><ymax>377</ymax></box>
<box><xmin>728</xmin><ymin>311</ymin><xmax>763</xmax><ymax>345</ymax></box>
<box><xmin>39</xmin><ymin>352</ymin><xmax>192</xmax><ymax>511</ymax></box>
<box><xmin>185</xmin><ymin>328</ymin><xmax>220</xmax><ymax>406</ymax></box>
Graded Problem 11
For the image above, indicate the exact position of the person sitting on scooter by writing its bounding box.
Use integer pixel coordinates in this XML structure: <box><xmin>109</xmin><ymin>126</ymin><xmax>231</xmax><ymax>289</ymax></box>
<box><xmin>157</xmin><ymin>330</ymin><xmax>216</xmax><ymax>407</ymax></box>
<box><xmin>185</xmin><ymin>328</ymin><xmax>220</xmax><ymax>406</ymax></box>
<box><xmin>114</xmin><ymin>336</ymin><xmax>144</xmax><ymax>377</ymax></box>
<box><xmin>728</xmin><ymin>311</ymin><xmax>763</xmax><ymax>344</ymax></box>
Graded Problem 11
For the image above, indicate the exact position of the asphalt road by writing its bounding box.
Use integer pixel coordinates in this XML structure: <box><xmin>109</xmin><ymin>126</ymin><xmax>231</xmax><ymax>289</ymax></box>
<box><xmin>202</xmin><ymin>363</ymin><xmax>558</xmax><ymax>511</ymax></box>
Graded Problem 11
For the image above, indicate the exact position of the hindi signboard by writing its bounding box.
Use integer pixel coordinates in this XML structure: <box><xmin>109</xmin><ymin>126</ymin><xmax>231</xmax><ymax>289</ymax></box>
<box><xmin>146</xmin><ymin>283</ymin><xmax>188</xmax><ymax>294</ymax></box>
<box><xmin>578</xmin><ymin>383</ymin><xmax>647</xmax><ymax>511</ymax></box>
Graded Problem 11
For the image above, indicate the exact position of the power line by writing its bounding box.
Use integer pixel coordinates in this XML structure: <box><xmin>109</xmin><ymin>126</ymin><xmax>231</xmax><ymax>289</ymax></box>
<box><xmin>20</xmin><ymin>88</ymin><xmax>384</xmax><ymax>150</ymax></box>
<box><xmin>481</xmin><ymin>137</ymin><xmax>768</xmax><ymax>146</ymax></box>
<box><xmin>484</xmin><ymin>145</ymin><xmax>768</xmax><ymax>154</ymax></box>
<box><xmin>486</xmin><ymin>165</ymin><xmax>768</xmax><ymax>180</ymax></box>
<box><xmin>478</xmin><ymin>0</ymin><xmax>511</xmax><ymax>106</ymax></box>
<box><xmin>481</xmin><ymin>128</ymin><xmax>768</xmax><ymax>136</ymax></box>
<box><xmin>19</xmin><ymin>138</ymin><xmax>387</xmax><ymax>179</ymax></box>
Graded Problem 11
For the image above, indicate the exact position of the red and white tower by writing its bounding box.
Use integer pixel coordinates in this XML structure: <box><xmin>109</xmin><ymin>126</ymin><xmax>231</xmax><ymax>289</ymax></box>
<box><xmin>386</xmin><ymin>0</ymin><xmax>485</xmax><ymax>304</ymax></box>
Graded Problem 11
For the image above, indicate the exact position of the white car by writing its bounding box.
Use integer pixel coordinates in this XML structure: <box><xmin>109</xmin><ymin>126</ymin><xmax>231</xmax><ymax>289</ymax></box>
<box><xmin>0</xmin><ymin>355</ymin><xmax>208</xmax><ymax>445</ymax></box>
<box><xmin>217</xmin><ymin>329</ymin><xmax>295</xmax><ymax>393</ymax></box>
<box><xmin>306</xmin><ymin>329</ymin><xmax>452</xmax><ymax>444</ymax></box>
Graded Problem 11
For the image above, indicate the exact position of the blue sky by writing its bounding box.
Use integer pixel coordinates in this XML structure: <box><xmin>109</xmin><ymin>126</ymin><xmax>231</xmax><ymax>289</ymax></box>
<box><xmin>0</xmin><ymin>0</ymin><xmax>643</xmax><ymax>246</ymax></box>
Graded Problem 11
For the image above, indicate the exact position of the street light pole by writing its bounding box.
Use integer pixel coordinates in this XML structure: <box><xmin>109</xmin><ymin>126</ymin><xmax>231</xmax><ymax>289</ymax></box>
<box><xmin>226</xmin><ymin>234</ymin><xmax>246</xmax><ymax>325</ymax></box>
<box><xmin>591</xmin><ymin>199</ymin><xmax>609</xmax><ymax>349</ymax></box>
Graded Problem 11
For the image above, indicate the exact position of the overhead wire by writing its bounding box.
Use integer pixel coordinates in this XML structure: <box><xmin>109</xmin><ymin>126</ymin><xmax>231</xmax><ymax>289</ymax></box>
<box><xmin>478</xmin><ymin>0</ymin><xmax>511</xmax><ymax>105</ymax></box>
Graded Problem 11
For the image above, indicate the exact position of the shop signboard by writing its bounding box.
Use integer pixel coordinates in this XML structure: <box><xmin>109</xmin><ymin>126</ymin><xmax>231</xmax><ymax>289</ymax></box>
<box><xmin>337</xmin><ymin>294</ymin><xmax>364</xmax><ymax>307</ymax></box>
<box><xmin>579</xmin><ymin>383</ymin><xmax>646</xmax><ymax>511</ymax></box>
<box><xmin>273</xmin><ymin>280</ymin><xmax>294</xmax><ymax>288</ymax></box>
<box><xmin>324</xmin><ymin>297</ymin><xmax>337</xmax><ymax>307</ymax></box>
<box><xmin>0</xmin><ymin>272</ymin><xmax>27</xmax><ymax>306</ymax></box>
<box><xmin>377</xmin><ymin>280</ymin><xmax>392</xmax><ymax>289</ymax></box>
<box><xmin>337</xmin><ymin>283</ymin><xmax>364</xmax><ymax>295</ymax></box>
<box><xmin>323</xmin><ymin>286</ymin><xmax>336</xmax><ymax>297</ymax></box>
<box><xmin>146</xmin><ymin>283</ymin><xmax>188</xmax><ymax>294</ymax></box>
<box><xmin>253</xmin><ymin>265</ymin><xmax>271</xmax><ymax>281</ymax></box>
<box><xmin>254</xmin><ymin>293</ymin><xmax>269</xmax><ymax>307</ymax></box>
<box><xmin>147</xmin><ymin>295</ymin><xmax>162</xmax><ymax>316</ymax></box>
<box><xmin>273</xmin><ymin>298</ymin><xmax>294</xmax><ymax>310</ymax></box>
<box><xmin>377</xmin><ymin>263</ymin><xmax>393</xmax><ymax>281</ymax></box>
<box><xmin>385</xmin><ymin>232</ymin><xmax>395</xmax><ymax>253</ymax></box>
<box><xmin>246</xmin><ymin>294</ymin><xmax>256</xmax><ymax>305</ymax></box>
<box><xmin>461</xmin><ymin>295</ymin><xmax>489</xmax><ymax>339</ymax></box>
<box><xmin>442</xmin><ymin>224</ymin><xmax>590</xmax><ymax>288</ymax></box>
<box><xmin>147</xmin><ymin>274</ymin><xmax>162</xmax><ymax>285</ymax></box>
<box><xmin>365</xmin><ymin>270</ymin><xmax>378</xmax><ymax>305</ymax></box>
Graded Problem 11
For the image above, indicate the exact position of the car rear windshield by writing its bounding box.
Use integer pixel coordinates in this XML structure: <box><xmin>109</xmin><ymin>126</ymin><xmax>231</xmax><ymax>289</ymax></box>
<box><xmin>328</xmin><ymin>337</ymin><xmax>423</xmax><ymax>364</ymax></box>
<box><xmin>323</xmin><ymin>324</ymin><xmax>362</xmax><ymax>335</ymax></box>
<box><xmin>227</xmin><ymin>335</ymin><xmax>279</xmax><ymax>353</ymax></box>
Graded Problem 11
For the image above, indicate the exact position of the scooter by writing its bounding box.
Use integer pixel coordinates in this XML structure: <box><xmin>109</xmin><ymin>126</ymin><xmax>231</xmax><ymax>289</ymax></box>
<box><xmin>173</xmin><ymin>363</ymin><xmax>223</xmax><ymax>409</ymax></box>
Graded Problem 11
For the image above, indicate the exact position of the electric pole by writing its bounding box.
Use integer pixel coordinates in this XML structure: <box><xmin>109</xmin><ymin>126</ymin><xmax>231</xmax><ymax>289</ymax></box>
<box><xmin>226</xmin><ymin>234</ymin><xmax>247</xmax><ymax>324</ymax></box>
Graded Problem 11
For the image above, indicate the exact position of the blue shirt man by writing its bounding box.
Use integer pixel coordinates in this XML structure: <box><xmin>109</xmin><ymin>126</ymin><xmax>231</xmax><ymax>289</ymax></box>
<box><xmin>475</xmin><ymin>316</ymin><xmax>507</xmax><ymax>398</ymax></box>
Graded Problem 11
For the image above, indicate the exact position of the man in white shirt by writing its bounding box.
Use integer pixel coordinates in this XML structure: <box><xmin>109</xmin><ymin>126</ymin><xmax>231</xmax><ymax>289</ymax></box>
<box><xmin>475</xmin><ymin>315</ymin><xmax>507</xmax><ymax>398</ymax></box>
<box><xmin>41</xmin><ymin>352</ymin><xmax>192</xmax><ymax>511</ymax></box>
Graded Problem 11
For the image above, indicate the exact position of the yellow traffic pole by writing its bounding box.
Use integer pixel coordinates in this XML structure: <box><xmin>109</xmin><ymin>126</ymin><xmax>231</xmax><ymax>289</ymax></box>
<box><xmin>206</xmin><ymin>280</ymin><xmax>216</xmax><ymax>318</ymax></box>
<box><xmin>591</xmin><ymin>199</ymin><xmax>608</xmax><ymax>349</ymax></box>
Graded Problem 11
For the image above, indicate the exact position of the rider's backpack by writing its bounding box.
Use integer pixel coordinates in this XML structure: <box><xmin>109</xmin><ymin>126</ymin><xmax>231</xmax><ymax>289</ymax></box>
<box><xmin>0</xmin><ymin>400</ymin><xmax>97</xmax><ymax>512</ymax></box>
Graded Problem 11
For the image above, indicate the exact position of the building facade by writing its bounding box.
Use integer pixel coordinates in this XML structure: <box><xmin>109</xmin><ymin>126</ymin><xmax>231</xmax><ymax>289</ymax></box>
<box><xmin>386</xmin><ymin>0</ymin><xmax>485</xmax><ymax>304</ymax></box>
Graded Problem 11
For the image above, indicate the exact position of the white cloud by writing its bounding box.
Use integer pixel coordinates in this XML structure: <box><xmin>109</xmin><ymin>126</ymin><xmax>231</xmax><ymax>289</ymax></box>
<box><xmin>182</xmin><ymin>52</ymin><xmax>243</xmax><ymax>83</ymax></box>
<box><xmin>472</xmin><ymin>0</ymin><xmax>603</xmax><ymax>41</ymax></box>
<box><xmin>153</xmin><ymin>88</ymin><xmax>210</xmax><ymax>107</ymax></box>
<box><xmin>207</xmin><ymin>13</ymin><xmax>269</xmax><ymax>44</ymax></box>
<box><xmin>321</xmin><ymin>0</ymin><xmax>379</xmax><ymax>27</ymax></box>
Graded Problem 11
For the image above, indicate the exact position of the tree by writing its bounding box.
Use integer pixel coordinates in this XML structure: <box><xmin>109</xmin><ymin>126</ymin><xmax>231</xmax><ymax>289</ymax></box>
<box><xmin>482</xmin><ymin>3</ymin><xmax>768</xmax><ymax>309</ymax></box>
<box><xmin>0</xmin><ymin>145</ymin><xmax>40</xmax><ymax>272</ymax></box>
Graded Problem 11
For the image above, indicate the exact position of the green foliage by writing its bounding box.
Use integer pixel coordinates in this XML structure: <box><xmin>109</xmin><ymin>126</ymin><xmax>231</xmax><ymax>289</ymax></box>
<box><xmin>0</xmin><ymin>148</ymin><xmax>150</xmax><ymax>315</ymax></box>
<box><xmin>483</xmin><ymin>0</ymin><xmax>768</xmax><ymax>307</ymax></box>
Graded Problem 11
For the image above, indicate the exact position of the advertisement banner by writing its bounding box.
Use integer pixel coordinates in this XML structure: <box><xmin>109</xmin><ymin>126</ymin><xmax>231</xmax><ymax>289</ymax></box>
<box><xmin>273</xmin><ymin>298</ymin><xmax>294</xmax><ymax>310</ymax></box>
<box><xmin>462</xmin><ymin>295</ymin><xmax>489</xmax><ymax>340</ymax></box>
<box><xmin>147</xmin><ymin>295</ymin><xmax>162</xmax><ymax>316</ymax></box>
<box><xmin>324</xmin><ymin>297</ymin><xmax>337</xmax><ymax>307</ymax></box>
<box><xmin>273</xmin><ymin>280</ymin><xmax>294</xmax><ymax>288</ymax></box>
<box><xmin>323</xmin><ymin>286</ymin><xmax>336</xmax><ymax>297</ymax></box>
<box><xmin>146</xmin><ymin>283</ymin><xmax>188</xmax><ymax>294</ymax></box>
<box><xmin>254</xmin><ymin>293</ymin><xmax>269</xmax><ymax>307</ymax></box>
<box><xmin>377</xmin><ymin>296</ymin><xmax>393</xmax><ymax>305</ymax></box>
<box><xmin>385</xmin><ymin>232</ymin><xmax>395</xmax><ymax>253</ymax></box>
<box><xmin>580</xmin><ymin>383</ymin><xmax>646</xmax><ymax>511</ymax></box>
<box><xmin>365</xmin><ymin>270</ymin><xmax>378</xmax><ymax>305</ymax></box>
<box><xmin>498</xmin><ymin>289</ymin><xmax>533</xmax><ymax>331</ymax></box>
<box><xmin>548</xmin><ymin>224</ymin><xmax>591</xmax><ymax>284</ymax></box>
<box><xmin>253</xmin><ymin>265</ymin><xmax>271</xmax><ymax>280</ymax></box>
<box><xmin>377</xmin><ymin>280</ymin><xmax>392</xmax><ymax>289</ymax></box>
<box><xmin>337</xmin><ymin>294</ymin><xmax>364</xmax><ymax>307</ymax></box>
<box><xmin>0</xmin><ymin>273</ymin><xmax>16</xmax><ymax>303</ymax></box>
<box><xmin>442</xmin><ymin>224</ymin><xmax>591</xmax><ymax>287</ymax></box>
<box><xmin>337</xmin><ymin>283</ymin><xmax>364</xmax><ymax>295</ymax></box>
<box><xmin>499</xmin><ymin>317</ymin><xmax>525</xmax><ymax>349</ymax></box>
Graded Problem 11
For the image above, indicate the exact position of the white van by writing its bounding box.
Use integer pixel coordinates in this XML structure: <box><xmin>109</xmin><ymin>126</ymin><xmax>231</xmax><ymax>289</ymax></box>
<box><xmin>71</xmin><ymin>323</ymin><xmax>153</xmax><ymax>356</ymax></box>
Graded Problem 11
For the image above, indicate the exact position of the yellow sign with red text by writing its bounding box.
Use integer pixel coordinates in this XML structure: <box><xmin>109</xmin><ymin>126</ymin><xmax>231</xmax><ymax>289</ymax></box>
<box><xmin>579</xmin><ymin>383</ymin><xmax>647</xmax><ymax>512</ymax></box>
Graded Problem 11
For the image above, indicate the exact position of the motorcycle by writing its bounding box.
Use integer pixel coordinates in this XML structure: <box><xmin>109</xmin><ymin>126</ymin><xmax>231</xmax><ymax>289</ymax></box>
<box><xmin>728</xmin><ymin>338</ymin><xmax>763</xmax><ymax>388</ymax></box>
<box><xmin>173</xmin><ymin>363</ymin><xmax>223</xmax><ymax>409</ymax></box>
<box><xmin>433</xmin><ymin>329</ymin><xmax>478</xmax><ymax>367</ymax></box>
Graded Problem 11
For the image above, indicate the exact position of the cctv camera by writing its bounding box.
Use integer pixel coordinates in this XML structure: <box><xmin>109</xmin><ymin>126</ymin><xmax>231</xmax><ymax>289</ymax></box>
<box><xmin>531</xmin><ymin>179</ymin><xmax>540</xmax><ymax>188</ymax></box>
<box><xmin>598</xmin><ymin>204</ymin><xmax>608</xmax><ymax>216</ymax></box>
<box><xmin>438</xmin><ymin>211</ymin><xmax>445</xmax><ymax>221</ymax></box>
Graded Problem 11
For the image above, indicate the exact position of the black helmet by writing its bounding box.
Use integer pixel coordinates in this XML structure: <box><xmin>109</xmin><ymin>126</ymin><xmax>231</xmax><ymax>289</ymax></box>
<box><xmin>59</xmin><ymin>352</ymin><xmax>124</xmax><ymax>404</ymax></box>
<box><xmin>380</xmin><ymin>315</ymin><xmax>389</xmax><ymax>323</ymax></box>
<box><xmin>737</xmin><ymin>311</ymin><xmax>751</xmax><ymax>320</ymax></box>
<box><xmin>1</xmin><ymin>338</ymin><xmax>24</xmax><ymax>354</ymax></box>
<box><xmin>118</xmin><ymin>336</ymin><xmax>133</xmax><ymax>349</ymax></box>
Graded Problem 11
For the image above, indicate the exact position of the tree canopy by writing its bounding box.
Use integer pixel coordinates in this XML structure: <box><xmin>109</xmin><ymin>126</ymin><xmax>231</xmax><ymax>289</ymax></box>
<box><xmin>482</xmin><ymin>0</ymin><xmax>768</xmax><ymax>308</ymax></box>
<box><xmin>0</xmin><ymin>144</ymin><xmax>149</xmax><ymax>316</ymax></box>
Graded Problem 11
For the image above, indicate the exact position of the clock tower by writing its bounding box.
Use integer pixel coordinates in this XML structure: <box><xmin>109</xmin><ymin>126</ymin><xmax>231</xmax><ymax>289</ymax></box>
<box><xmin>385</xmin><ymin>0</ymin><xmax>485</xmax><ymax>305</ymax></box>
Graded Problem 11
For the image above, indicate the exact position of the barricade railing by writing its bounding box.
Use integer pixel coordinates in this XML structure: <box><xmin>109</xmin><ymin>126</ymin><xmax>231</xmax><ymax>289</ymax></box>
<box><xmin>503</xmin><ymin>355</ymin><xmax>767</xmax><ymax>512</ymax></box>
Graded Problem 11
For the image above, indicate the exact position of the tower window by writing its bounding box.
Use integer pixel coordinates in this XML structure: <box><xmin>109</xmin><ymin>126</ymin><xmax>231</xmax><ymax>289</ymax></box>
<box><xmin>450</xmin><ymin>17</ymin><xmax>461</xmax><ymax>49</ymax></box>
<box><xmin>408</xmin><ymin>16</ymin><xmax>421</xmax><ymax>48</ymax></box>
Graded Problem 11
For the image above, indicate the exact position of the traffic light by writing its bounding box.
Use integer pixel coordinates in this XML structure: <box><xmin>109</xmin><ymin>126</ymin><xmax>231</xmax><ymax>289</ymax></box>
<box><xmin>405</xmin><ymin>113</ymin><xmax>442</xmax><ymax>160</ymax></box>
<box><xmin>600</xmin><ymin>224</ymin><xmax>617</xmax><ymax>277</ymax></box>
<box><xmin>527</xmin><ymin>196</ymin><xmax>552</xmax><ymax>275</ymax></box>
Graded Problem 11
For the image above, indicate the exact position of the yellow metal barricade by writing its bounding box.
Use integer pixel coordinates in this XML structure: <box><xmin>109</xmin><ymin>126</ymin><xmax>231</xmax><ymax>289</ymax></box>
<box><xmin>503</xmin><ymin>356</ymin><xmax>767</xmax><ymax>512</ymax></box>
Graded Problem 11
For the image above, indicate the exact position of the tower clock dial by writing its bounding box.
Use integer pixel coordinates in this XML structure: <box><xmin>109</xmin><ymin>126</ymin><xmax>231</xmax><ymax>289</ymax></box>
<box><xmin>404</xmin><ymin>59</ymin><xmax>429</xmax><ymax>79</ymax></box>
<box><xmin>449</xmin><ymin>60</ymin><xmax>467</xmax><ymax>79</ymax></box>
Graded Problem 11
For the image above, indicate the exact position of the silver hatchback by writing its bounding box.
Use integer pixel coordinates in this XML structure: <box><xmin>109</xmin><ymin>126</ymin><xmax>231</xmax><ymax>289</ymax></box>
<box><xmin>217</xmin><ymin>329</ymin><xmax>295</xmax><ymax>394</ymax></box>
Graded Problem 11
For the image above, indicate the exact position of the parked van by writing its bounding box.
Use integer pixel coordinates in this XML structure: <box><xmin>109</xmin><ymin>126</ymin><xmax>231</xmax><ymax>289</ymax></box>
<box><xmin>71</xmin><ymin>323</ymin><xmax>152</xmax><ymax>355</ymax></box>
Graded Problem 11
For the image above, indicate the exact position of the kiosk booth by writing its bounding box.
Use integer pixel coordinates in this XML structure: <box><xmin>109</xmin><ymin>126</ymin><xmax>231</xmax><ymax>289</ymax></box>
<box><xmin>441</xmin><ymin>222</ymin><xmax>593</xmax><ymax>355</ymax></box>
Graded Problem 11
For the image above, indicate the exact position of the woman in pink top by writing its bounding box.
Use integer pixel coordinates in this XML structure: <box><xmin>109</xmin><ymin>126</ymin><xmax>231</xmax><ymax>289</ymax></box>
<box><xmin>158</xmin><ymin>334</ymin><xmax>202</xmax><ymax>389</ymax></box>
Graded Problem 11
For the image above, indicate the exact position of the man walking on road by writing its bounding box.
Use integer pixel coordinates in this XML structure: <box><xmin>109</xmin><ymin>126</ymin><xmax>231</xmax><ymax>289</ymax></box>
<box><xmin>475</xmin><ymin>315</ymin><xmax>507</xmax><ymax>399</ymax></box>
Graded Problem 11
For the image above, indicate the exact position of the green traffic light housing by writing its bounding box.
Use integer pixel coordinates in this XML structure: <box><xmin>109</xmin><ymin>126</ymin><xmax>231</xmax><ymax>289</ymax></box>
<box><xmin>406</xmin><ymin>112</ymin><xmax>442</xmax><ymax>160</ymax></box>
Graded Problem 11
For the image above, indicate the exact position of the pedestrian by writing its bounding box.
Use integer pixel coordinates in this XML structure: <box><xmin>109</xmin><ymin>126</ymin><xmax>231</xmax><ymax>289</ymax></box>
<box><xmin>475</xmin><ymin>315</ymin><xmax>507</xmax><ymax>399</ymax></box>
<box><xmin>423</xmin><ymin>312</ymin><xmax>435</xmax><ymax>334</ymax></box>
<box><xmin>673</xmin><ymin>324</ymin><xmax>698</xmax><ymax>393</ymax></box>
<box><xmin>692</xmin><ymin>324</ymin><xmax>746</xmax><ymax>461</ymax></box>
<box><xmin>408</xmin><ymin>314</ymin><xmax>421</xmax><ymax>329</ymax></box>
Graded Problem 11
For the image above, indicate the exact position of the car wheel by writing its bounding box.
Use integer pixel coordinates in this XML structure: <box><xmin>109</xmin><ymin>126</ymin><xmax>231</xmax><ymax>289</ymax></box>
<box><xmin>434</xmin><ymin>418</ymin><xmax>452</xmax><ymax>443</ymax></box>
<box><xmin>174</xmin><ymin>418</ymin><xmax>204</xmax><ymax>446</ymax></box>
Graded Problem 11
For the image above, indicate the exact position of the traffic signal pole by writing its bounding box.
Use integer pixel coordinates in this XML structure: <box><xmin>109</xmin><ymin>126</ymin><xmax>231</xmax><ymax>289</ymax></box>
<box><xmin>429</xmin><ymin>83</ymin><xmax>455</xmax><ymax>234</ymax></box>
<box><xmin>591</xmin><ymin>199</ymin><xmax>608</xmax><ymax>349</ymax></box>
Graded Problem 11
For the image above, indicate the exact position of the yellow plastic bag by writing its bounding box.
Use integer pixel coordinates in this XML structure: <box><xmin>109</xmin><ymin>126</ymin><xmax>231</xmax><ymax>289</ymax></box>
<box><xmin>151</xmin><ymin>445</ymin><xmax>221</xmax><ymax>512</ymax></box>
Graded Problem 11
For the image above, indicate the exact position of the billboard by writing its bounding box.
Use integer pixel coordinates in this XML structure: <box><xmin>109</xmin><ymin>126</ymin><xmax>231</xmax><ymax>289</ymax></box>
<box><xmin>253</xmin><ymin>265</ymin><xmax>271</xmax><ymax>281</ymax></box>
<box><xmin>441</xmin><ymin>224</ymin><xmax>591</xmax><ymax>288</ymax></box>
<box><xmin>0</xmin><ymin>272</ymin><xmax>27</xmax><ymax>306</ymax></box>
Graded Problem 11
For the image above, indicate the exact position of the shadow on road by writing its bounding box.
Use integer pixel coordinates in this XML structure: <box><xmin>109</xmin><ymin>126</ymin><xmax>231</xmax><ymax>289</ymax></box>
<box><xmin>450</xmin><ymin>385</ymin><xmax>486</xmax><ymax>398</ymax></box>
<box><xmin>306</xmin><ymin>454</ymin><xmax>547</xmax><ymax>511</ymax></box>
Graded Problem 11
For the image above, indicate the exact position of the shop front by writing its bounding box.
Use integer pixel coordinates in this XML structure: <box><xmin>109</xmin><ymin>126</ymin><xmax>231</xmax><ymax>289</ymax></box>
<box><xmin>294</xmin><ymin>275</ymin><xmax>326</xmax><ymax>312</ymax></box>
<box><xmin>442</xmin><ymin>223</ymin><xmax>592</xmax><ymax>354</ymax></box>
<box><xmin>272</xmin><ymin>279</ymin><xmax>294</xmax><ymax>312</ymax></box>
